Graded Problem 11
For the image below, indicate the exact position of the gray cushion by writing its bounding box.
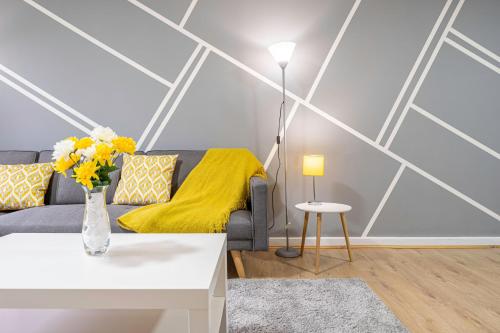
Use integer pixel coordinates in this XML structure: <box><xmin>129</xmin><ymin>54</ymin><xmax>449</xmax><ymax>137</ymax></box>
<box><xmin>38</xmin><ymin>151</ymin><xmax>145</xmax><ymax>205</ymax></box>
<box><xmin>0</xmin><ymin>205</ymin><xmax>253</xmax><ymax>241</ymax></box>
<box><xmin>0</xmin><ymin>151</ymin><xmax>38</xmax><ymax>164</ymax></box>
<box><xmin>147</xmin><ymin>150</ymin><xmax>205</xmax><ymax>195</ymax></box>
<box><xmin>226</xmin><ymin>210</ymin><xmax>252</xmax><ymax>240</ymax></box>
<box><xmin>227</xmin><ymin>240</ymin><xmax>253</xmax><ymax>251</ymax></box>
<box><xmin>0</xmin><ymin>204</ymin><xmax>136</xmax><ymax>236</ymax></box>
<box><xmin>249</xmin><ymin>176</ymin><xmax>268</xmax><ymax>250</ymax></box>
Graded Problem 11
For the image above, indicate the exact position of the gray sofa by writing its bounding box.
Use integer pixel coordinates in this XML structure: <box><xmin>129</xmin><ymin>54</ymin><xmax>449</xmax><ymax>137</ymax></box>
<box><xmin>0</xmin><ymin>150</ymin><xmax>268</xmax><ymax>277</ymax></box>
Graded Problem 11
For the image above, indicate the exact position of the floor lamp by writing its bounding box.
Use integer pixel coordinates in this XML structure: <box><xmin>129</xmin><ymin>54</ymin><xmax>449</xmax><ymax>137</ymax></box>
<box><xmin>268</xmin><ymin>42</ymin><xmax>300</xmax><ymax>258</ymax></box>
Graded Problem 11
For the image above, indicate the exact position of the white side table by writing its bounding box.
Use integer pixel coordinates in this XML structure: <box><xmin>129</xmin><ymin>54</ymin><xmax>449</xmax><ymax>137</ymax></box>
<box><xmin>295</xmin><ymin>202</ymin><xmax>353</xmax><ymax>273</ymax></box>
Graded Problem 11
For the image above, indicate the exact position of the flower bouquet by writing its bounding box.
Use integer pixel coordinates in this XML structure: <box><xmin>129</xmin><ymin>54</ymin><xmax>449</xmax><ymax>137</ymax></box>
<box><xmin>52</xmin><ymin>126</ymin><xmax>136</xmax><ymax>255</ymax></box>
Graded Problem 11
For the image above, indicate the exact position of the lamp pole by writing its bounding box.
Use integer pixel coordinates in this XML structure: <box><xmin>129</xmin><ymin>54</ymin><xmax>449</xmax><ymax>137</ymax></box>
<box><xmin>268</xmin><ymin>41</ymin><xmax>299</xmax><ymax>258</ymax></box>
<box><xmin>313</xmin><ymin>175</ymin><xmax>316</xmax><ymax>202</ymax></box>
<box><xmin>275</xmin><ymin>63</ymin><xmax>300</xmax><ymax>258</ymax></box>
<box><xmin>282</xmin><ymin>66</ymin><xmax>290</xmax><ymax>251</ymax></box>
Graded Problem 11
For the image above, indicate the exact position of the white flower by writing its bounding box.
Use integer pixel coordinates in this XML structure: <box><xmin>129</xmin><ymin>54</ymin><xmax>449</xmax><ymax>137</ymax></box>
<box><xmin>78</xmin><ymin>144</ymin><xmax>96</xmax><ymax>162</ymax></box>
<box><xmin>91</xmin><ymin>126</ymin><xmax>117</xmax><ymax>144</ymax></box>
<box><xmin>52</xmin><ymin>139</ymin><xmax>75</xmax><ymax>161</ymax></box>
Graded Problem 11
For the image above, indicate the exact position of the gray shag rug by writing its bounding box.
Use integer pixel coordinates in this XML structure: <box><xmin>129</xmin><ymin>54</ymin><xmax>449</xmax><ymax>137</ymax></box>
<box><xmin>227</xmin><ymin>279</ymin><xmax>408</xmax><ymax>333</ymax></box>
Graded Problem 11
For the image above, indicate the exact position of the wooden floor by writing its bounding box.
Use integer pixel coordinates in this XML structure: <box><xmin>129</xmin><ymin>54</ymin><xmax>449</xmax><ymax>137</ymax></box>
<box><xmin>228</xmin><ymin>247</ymin><xmax>500</xmax><ymax>333</ymax></box>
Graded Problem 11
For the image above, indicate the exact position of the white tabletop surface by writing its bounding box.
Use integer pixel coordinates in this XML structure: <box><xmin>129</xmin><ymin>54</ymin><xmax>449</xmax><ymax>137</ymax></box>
<box><xmin>0</xmin><ymin>233</ymin><xmax>226</xmax><ymax>291</ymax></box>
<box><xmin>295</xmin><ymin>202</ymin><xmax>352</xmax><ymax>213</ymax></box>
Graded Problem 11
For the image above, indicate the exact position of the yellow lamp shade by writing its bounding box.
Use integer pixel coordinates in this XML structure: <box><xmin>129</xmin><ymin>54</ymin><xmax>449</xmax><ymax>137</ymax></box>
<box><xmin>303</xmin><ymin>155</ymin><xmax>324</xmax><ymax>176</ymax></box>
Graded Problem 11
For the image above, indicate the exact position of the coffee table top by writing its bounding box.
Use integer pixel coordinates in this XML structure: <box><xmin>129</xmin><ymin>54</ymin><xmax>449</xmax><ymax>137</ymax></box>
<box><xmin>0</xmin><ymin>233</ymin><xmax>226</xmax><ymax>292</ymax></box>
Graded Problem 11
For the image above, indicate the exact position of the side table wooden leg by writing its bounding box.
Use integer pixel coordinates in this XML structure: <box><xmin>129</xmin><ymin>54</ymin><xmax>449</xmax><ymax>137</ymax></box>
<box><xmin>315</xmin><ymin>213</ymin><xmax>322</xmax><ymax>273</ymax></box>
<box><xmin>339</xmin><ymin>212</ymin><xmax>352</xmax><ymax>262</ymax></box>
<box><xmin>300</xmin><ymin>212</ymin><xmax>309</xmax><ymax>256</ymax></box>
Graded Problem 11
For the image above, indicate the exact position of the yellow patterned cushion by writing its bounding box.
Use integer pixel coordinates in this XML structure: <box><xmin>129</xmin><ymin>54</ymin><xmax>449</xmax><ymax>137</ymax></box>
<box><xmin>113</xmin><ymin>154</ymin><xmax>178</xmax><ymax>205</ymax></box>
<box><xmin>0</xmin><ymin>163</ymin><xmax>54</xmax><ymax>211</ymax></box>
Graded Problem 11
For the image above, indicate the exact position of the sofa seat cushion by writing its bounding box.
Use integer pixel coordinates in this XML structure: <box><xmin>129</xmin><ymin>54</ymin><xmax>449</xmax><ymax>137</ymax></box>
<box><xmin>0</xmin><ymin>204</ymin><xmax>137</xmax><ymax>236</ymax></box>
<box><xmin>0</xmin><ymin>205</ymin><xmax>253</xmax><ymax>241</ymax></box>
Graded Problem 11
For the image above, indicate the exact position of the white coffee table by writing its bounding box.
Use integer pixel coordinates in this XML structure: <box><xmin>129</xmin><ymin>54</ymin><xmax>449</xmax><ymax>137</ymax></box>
<box><xmin>0</xmin><ymin>233</ymin><xmax>227</xmax><ymax>333</ymax></box>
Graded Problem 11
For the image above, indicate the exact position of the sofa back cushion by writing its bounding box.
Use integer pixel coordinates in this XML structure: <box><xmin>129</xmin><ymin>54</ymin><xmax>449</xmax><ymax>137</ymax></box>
<box><xmin>38</xmin><ymin>150</ymin><xmax>145</xmax><ymax>205</ymax></box>
<box><xmin>0</xmin><ymin>163</ymin><xmax>54</xmax><ymax>211</ymax></box>
<box><xmin>146</xmin><ymin>150</ymin><xmax>205</xmax><ymax>196</ymax></box>
<box><xmin>113</xmin><ymin>154</ymin><xmax>178</xmax><ymax>205</ymax></box>
<box><xmin>0</xmin><ymin>151</ymin><xmax>38</xmax><ymax>164</ymax></box>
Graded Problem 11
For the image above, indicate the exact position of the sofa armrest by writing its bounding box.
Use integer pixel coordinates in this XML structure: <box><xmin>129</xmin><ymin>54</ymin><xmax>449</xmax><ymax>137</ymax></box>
<box><xmin>250</xmin><ymin>176</ymin><xmax>268</xmax><ymax>250</ymax></box>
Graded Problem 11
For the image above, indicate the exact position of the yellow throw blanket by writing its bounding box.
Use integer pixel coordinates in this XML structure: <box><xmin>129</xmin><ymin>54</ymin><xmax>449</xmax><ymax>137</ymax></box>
<box><xmin>117</xmin><ymin>148</ymin><xmax>266</xmax><ymax>233</ymax></box>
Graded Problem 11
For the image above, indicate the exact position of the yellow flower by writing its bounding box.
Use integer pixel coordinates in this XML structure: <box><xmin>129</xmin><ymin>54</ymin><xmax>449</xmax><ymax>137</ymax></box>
<box><xmin>74</xmin><ymin>137</ymin><xmax>94</xmax><ymax>150</ymax></box>
<box><xmin>53</xmin><ymin>157</ymin><xmax>75</xmax><ymax>176</ymax></box>
<box><xmin>73</xmin><ymin>160</ymin><xmax>99</xmax><ymax>189</ymax></box>
<box><xmin>69</xmin><ymin>152</ymin><xmax>81</xmax><ymax>163</ymax></box>
<box><xmin>66</xmin><ymin>136</ymin><xmax>78</xmax><ymax>143</ymax></box>
<box><xmin>94</xmin><ymin>143</ymin><xmax>113</xmax><ymax>166</ymax></box>
<box><xmin>112</xmin><ymin>137</ymin><xmax>136</xmax><ymax>155</ymax></box>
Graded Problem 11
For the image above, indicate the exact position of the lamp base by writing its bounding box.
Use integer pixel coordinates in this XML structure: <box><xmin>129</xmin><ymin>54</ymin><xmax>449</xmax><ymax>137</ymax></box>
<box><xmin>275</xmin><ymin>247</ymin><xmax>300</xmax><ymax>258</ymax></box>
<box><xmin>307</xmin><ymin>201</ymin><xmax>323</xmax><ymax>205</ymax></box>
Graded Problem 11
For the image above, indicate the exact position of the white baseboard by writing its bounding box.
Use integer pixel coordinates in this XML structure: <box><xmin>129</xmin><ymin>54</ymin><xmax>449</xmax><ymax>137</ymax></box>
<box><xmin>270</xmin><ymin>236</ymin><xmax>500</xmax><ymax>247</ymax></box>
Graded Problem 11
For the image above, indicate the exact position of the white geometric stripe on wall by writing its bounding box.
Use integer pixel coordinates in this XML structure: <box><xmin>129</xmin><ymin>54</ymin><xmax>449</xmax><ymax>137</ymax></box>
<box><xmin>362</xmin><ymin>164</ymin><xmax>406</xmax><ymax>238</ymax></box>
<box><xmin>0</xmin><ymin>73</ymin><xmax>91</xmax><ymax>135</ymax></box>
<box><xmin>34</xmin><ymin>0</ymin><xmax>199</xmax><ymax>84</ymax></box>
<box><xmin>1</xmin><ymin>0</ymin><xmax>498</xmax><ymax>242</ymax></box>
<box><xmin>410</xmin><ymin>104</ymin><xmax>499</xmax><ymax>160</ymax></box>
<box><xmin>179</xmin><ymin>0</ymin><xmax>198</xmax><ymax>28</ymax></box>
<box><xmin>452</xmin><ymin>0</ymin><xmax>500</xmax><ymax>55</ymax></box>
<box><xmin>449</xmin><ymin>28</ymin><xmax>500</xmax><ymax>63</ymax></box>
<box><xmin>375</xmin><ymin>0</ymin><xmax>453</xmax><ymax>144</ymax></box>
<box><xmin>25</xmin><ymin>0</ymin><xmax>173</xmax><ymax>88</ymax></box>
<box><xmin>1</xmin><ymin>0</ymin><xmax>169</xmax><ymax>141</ymax></box>
<box><xmin>384</xmin><ymin>0</ymin><xmax>466</xmax><ymax>149</ymax></box>
<box><xmin>0</xmin><ymin>63</ymin><xmax>100</xmax><ymax>130</ymax></box>
<box><xmin>0</xmin><ymin>79</ymin><xmax>88</xmax><ymax>150</ymax></box>
<box><xmin>138</xmin><ymin>44</ymin><xmax>204</xmax><ymax>149</ymax></box>
<box><xmin>263</xmin><ymin>0</ymin><xmax>363</xmax><ymax>169</ymax></box>
<box><xmin>146</xmin><ymin>47</ymin><xmax>211</xmax><ymax>151</ymax></box>
<box><xmin>444</xmin><ymin>38</ymin><xmax>500</xmax><ymax>74</ymax></box>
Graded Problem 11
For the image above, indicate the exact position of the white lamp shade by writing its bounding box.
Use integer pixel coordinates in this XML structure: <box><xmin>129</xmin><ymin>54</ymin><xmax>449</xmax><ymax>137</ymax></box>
<box><xmin>268</xmin><ymin>42</ymin><xmax>296</xmax><ymax>67</ymax></box>
<box><xmin>303</xmin><ymin>155</ymin><xmax>325</xmax><ymax>176</ymax></box>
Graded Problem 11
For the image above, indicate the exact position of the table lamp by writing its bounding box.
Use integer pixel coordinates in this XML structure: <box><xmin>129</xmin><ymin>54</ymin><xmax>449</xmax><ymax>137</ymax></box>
<box><xmin>303</xmin><ymin>154</ymin><xmax>325</xmax><ymax>205</ymax></box>
<box><xmin>268</xmin><ymin>41</ymin><xmax>300</xmax><ymax>258</ymax></box>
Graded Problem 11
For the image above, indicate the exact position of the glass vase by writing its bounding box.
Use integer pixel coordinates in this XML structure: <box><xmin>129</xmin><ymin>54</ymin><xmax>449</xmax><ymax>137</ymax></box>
<box><xmin>82</xmin><ymin>185</ymin><xmax>111</xmax><ymax>256</ymax></box>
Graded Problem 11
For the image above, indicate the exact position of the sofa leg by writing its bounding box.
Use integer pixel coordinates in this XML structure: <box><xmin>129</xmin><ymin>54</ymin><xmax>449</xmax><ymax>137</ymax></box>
<box><xmin>230</xmin><ymin>250</ymin><xmax>246</xmax><ymax>278</ymax></box>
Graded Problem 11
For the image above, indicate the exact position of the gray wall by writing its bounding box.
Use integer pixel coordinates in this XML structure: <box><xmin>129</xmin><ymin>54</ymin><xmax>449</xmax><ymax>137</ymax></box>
<box><xmin>1</xmin><ymin>0</ymin><xmax>499</xmax><ymax>240</ymax></box>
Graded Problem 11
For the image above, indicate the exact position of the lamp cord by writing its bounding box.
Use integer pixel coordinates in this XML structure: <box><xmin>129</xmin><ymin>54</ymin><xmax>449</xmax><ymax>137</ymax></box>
<box><xmin>269</xmin><ymin>101</ymin><xmax>284</xmax><ymax>230</ymax></box>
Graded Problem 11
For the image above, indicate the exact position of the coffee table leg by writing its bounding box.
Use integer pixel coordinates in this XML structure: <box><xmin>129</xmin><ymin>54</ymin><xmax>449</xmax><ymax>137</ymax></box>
<box><xmin>315</xmin><ymin>213</ymin><xmax>322</xmax><ymax>273</ymax></box>
<box><xmin>153</xmin><ymin>309</ymin><xmax>190</xmax><ymax>333</ymax></box>
<box><xmin>153</xmin><ymin>246</ymin><xmax>227</xmax><ymax>333</ymax></box>
<box><xmin>188</xmin><ymin>310</ymin><xmax>210</xmax><ymax>333</ymax></box>
<box><xmin>339</xmin><ymin>212</ymin><xmax>352</xmax><ymax>262</ymax></box>
<box><xmin>300</xmin><ymin>212</ymin><xmax>309</xmax><ymax>256</ymax></box>
<box><xmin>153</xmin><ymin>309</ymin><xmax>210</xmax><ymax>333</ymax></box>
<box><xmin>214</xmin><ymin>244</ymin><xmax>228</xmax><ymax>333</ymax></box>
